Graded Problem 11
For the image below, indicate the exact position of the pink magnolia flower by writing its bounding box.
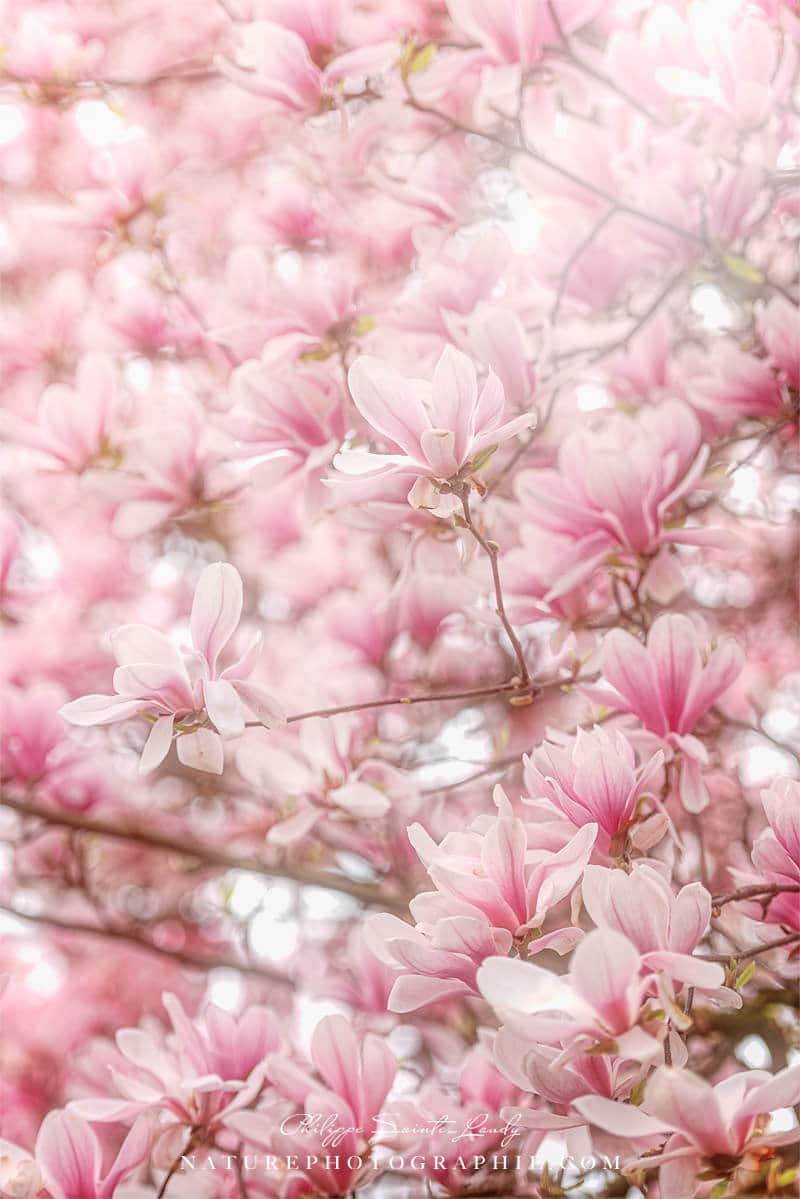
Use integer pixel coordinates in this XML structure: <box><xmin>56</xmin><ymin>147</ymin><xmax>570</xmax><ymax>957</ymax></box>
<box><xmin>35</xmin><ymin>1111</ymin><xmax>152</xmax><ymax>1199</ymax></box>
<box><xmin>597</xmin><ymin>614</ymin><xmax>744</xmax><ymax>812</ymax></box>
<box><xmin>366</xmin><ymin>791</ymin><xmax>595</xmax><ymax>1012</ymax></box>
<box><xmin>0</xmin><ymin>354</ymin><xmax>125</xmax><ymax>473</ymax></box>
<box><xmin>70</xmin><ymin>993</ymin><xmax>279</xmax><ymax>1139</ymax></box>
<box><xmin>479</xmin><ymin>927</ymin><xmax>724</xmax><ymax>1061</ymax></box>
<box><xmin>575</xmin><ymin>1064</ymin><xmax>800</xmax><ymax>1199</ymax></box>
<box><xmin>216</xmin><ymin>21</ymin><xmax>324</xmax><ymax>110</ymax></box>
<box><xmin>237</xmin><ymin>716</ymin><xmax>395</xmax><ymax>845</ymax></box>
<box><xmin>333</xmin><ymin>345</ymin><xmax>535</xmax><ymax>515</ymax></box>
<box><xmin>734</xmin><ymin>779</ymin><xmax>800</xmax><ymax>931</ymax></box>
<box><xmin>406</xmin><ymin>789</ymin><xmax>597</xmax><ymax>940</ymax></box>
<box><xmin>492</xmin><ymin>1042</ymin><xmax>645</xmax><ymax>1144</ymax></box>
<box><xmin>581</xmin><ymin>863</ymin><xmax>733</xmax><ymax>1004</ymax></box>
<box><xmin>228</xmin><ymin>1015</ymin><xmax>396</xmax><ymax>1197</ymax></box>
<box><xmin>381</xmin><ymin>1044</ymin><xmax>524</xmax><ymax>1193</ymax></box>
<box><xmin>523</xmin><ymin>726</ymin><xmax>665</xmax><ymax>853</ymax></box>
<box><xmin>478</xmin><ymin>929</ymin><xmax>663</xmax><ymax>1060</ymax></box>
<box><xmin>683</xmin><ymin>341</ymin><xmax>785</xmax><ymax>427</ymax></box>
<box><xmin>515</xmin><ymin>400</ymin><xmax>717</xmax><ymax>600</ymax></box>
<box><xmin>60</xmin><ymin>563</ymin><xmax>284</xmax><ymax>775</ymax></box>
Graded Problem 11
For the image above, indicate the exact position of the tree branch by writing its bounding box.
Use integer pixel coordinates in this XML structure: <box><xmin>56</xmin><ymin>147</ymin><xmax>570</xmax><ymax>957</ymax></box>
<box><xmin>0</xmin><ymin>794</ymin><xmax>409</xmax><ymax>912</ymax></box>
<box><xmin>0</xmin><ymin>904</ymin><xmax>295</xmax><ymax>986</ymax></box>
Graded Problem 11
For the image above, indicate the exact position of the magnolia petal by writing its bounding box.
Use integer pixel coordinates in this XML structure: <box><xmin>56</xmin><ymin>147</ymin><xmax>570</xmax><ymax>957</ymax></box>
<box><xmin>176</xmin><ymin>728</ymin><xmax>224</xmax><ymax>774</ymax></box>
<box><xmin>190</xmin><ymin>562</ymin><xmax>243</xmax><ymax>674</ymax></box>
<box><xmin>59</xmin><ymin>694</ymin><xmax>149</xmax><ymax>727</ymax></box>
<box><xmin>572</xmin><ymin>1095</ymin><xmax>667</xmax><ymax>1138</ymax></box>
<box><xmin>138</xmin><ymin>714</ymin><xmax>174</xmax><ymax>774</ymax></box>
<box><xmin>203</xmin><ymin>679</ymin><xmax>246</xmax><ymax>738</ymax></box>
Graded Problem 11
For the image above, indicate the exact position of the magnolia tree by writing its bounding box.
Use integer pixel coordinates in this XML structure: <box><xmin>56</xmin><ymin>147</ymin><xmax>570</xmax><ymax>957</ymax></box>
<box><xmin>1</xmin><ymin>1</ymin><xmax>799</xmax><ymax>1198</ymax></box>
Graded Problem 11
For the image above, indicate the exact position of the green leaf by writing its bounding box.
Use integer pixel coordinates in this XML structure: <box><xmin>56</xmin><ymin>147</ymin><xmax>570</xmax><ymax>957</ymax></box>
<box><xmin>723</xmin><ymin>254</ymin><xmax>764</xmax><ymax>285</ymax></box>
<box><xmin>735</xmin><ymin>960</ymin><xmax>756</xmax><ymax>989</ymax></box>
<box><xmin>776</xmin><ymin>1168</ymin><xmax>798</xmax><ymax>1187</ymax></box>
<box><xmin>405</xmin><ymin>43</ymin><xmax>436</xmax><ymax>75</ymax></box>
<box><xmin>708</xmin><ymin>1180</ymin><xmax>728</xmax><ymax>1199</ymax></box>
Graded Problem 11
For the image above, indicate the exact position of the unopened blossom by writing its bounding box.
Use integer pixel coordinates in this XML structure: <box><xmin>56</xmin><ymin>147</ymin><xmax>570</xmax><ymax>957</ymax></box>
<box><xmin>597</xmin><ymin>613</ymin><xmax>744</xmax><ymax>812</ymax></box>
<box><xmin>333</xmin><ymin>345</ymin><xmax>535</xmax><ymax>515</ymax></box>
<box><xmin>60</xmin><ymin>563</ymin><xmax>284</xmax><ymax>775</ymax></box>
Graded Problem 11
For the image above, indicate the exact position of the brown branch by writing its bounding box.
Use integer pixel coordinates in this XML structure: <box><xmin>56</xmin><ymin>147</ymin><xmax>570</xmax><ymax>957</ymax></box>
<box><xmin>0</xmin><ymin>904</ymin><xmax>294</xmax><ymax>987</ymax></box>
<box><xmin>456</xmin><ymin>486</ymin><xmax>531</xmax><ymax>688</ymax></box>
<box><xmin>0</xmin><ymin>794</ymin><xmax>408</xmax><ymax>912</ymax></box>
<box><xmin>704</xmin><ymin>931</ymin><xmax>800</xmax><ymax>963</ymax></box>
<box><xmin>712</xmin><ymin>884</ymin><xmax>800</xmax><ymax>910</ymax></box>
<box><xmin>259</xmin><ymin>680</ymin><xmax>525</xmax><ymax>726</ymax></box>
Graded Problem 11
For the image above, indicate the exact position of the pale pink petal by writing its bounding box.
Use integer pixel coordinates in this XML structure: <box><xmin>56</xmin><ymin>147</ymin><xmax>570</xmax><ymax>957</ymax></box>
<box><xmin>347</xmin><ymin>357</ymin><xmax>431</xmax><ymax>456</ymax></box>
<box><xmin>388</xmin><ymin>975</ymin><xmax>471</xmax><ymax>1013</ymax></box>
<box><xmin>110</xmin><ymin>625</ymin><xmax>186</xmax><ymax>672</ymax></box>
<box><xmin>176</xmin><ymin>728</ymin><xmax>224</xmax><ymax>774</ymax></box>
<box><xmin>59</xmin><ymin>694</ymin><xmax>149</xmax><ymax>726</ymax></box>
<box><xmin>190</xmin><ymin>562</ymin><xmax>243</xmax><ymax>674</ymax></box>
<box><xmin>430</xmin><ymin>344</ymin><xmax>478</xmax><ymax>462</ymax></box>
<box><xmin>419</xmin><ymin>428</ymin><xmax>460</xmax><ymax>477</ymax></box>
<box><xmin>233</xmin><ymin>681</ymin><xmax>286</xmax><ymax>728</ymax></box>
<box><xmin>35</xmin><ymin>1112</ymin><xmax>101</xmax><ymax>1199</ymax></box>
<box><xmin>601</xmin><ymin>628</ymin><xmax>668</xmax><ymax>736</ymax></box>
<box><xmin>645</xmin><ymin>1069</ymin><xmax>729</xmax><ymax>1155</ymax></box>
<box><xmin>646</xmin><ymin>615</ymin><xmax>701</xmax><ymax>733</ymax></box>
<box><xmin>329</xmin><ymin>780</ymin><xmax>391</xmax><ymax>818</ymax></box>
<box><xmin>203</xmin><ymin>679</ymin><xmax>246</xmax><ymax>738</ymax></box>
<box><xmin>740</xmin><ymin>1064</ymin><xmax>800</xmax><ymax>1117</ymax></box>
<box><xmin>680</xmin><ymin>638</ymin><xmax>744</xmax><ymax>732</ymax></box>
<box><xmin>99</xmin><ymin>1116</ymin><xmax>154</xmax><ymax>1199</ymax></box>
<box><xmin>570</xmin><ymin>928</ymin><xmax>642</xmax><ymax>1031</ymax></box>
<box><xmin>572</xmin><ymin>1094</ymin><xmax>667</xmax><ymax>1138</ymax></box>
<box><xmin>138</xmin><ymin>714</ymin><xmax>175</xmax><ymax>774</ymax></box>
<box><xmin>659</xmin><ymin>1150</ymin><xmax>703</xmax><ymax>1199</ymax></box>
<box><xmin>641</xmin><ymin>950</ymin><xmax>724</xmax><ymax>989</ymax></box>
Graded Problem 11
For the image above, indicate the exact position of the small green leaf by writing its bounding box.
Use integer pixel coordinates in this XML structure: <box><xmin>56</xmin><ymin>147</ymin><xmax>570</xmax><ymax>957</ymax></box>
<box><xmin>709</xmin><ymin>1179</ymin><xmax>728</xmax><ymax>1199</ymax></box>
<box><xmin>776</xmin><ymin>1168</ymin><xmax>798</xmax><ymax>1187</ymax></box>
<box><xmin>405</xmin><ymin>43</ymin><xmax>437</xmax><ymax>75</ymax></box>
<box><xmin>723</xmin><ymin>254</ymin><xmax>765</xmax><ymax>285</ymax></box>
<box><xmin>735</xmin><ymin>960</ymin><xmax>756</xmax><ymax>989</ymax></box>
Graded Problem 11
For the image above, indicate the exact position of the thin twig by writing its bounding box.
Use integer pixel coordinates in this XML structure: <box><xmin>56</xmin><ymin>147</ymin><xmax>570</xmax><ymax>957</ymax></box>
<box><xmin>457</xmin><ymin>486</ymin><xmax>531</xmax><ymax>688</ymax></box>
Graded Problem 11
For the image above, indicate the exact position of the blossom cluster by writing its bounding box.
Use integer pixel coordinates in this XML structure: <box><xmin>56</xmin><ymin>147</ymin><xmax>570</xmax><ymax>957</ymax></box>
<box><xmin>1</xmin><ymin>1</ymin><xmax>799</xmax><ymax>1199</ymax></box>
